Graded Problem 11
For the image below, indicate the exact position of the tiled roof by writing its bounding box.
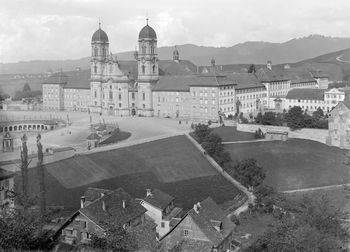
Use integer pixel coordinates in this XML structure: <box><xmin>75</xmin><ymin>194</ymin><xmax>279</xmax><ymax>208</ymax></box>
<box><xmin>80</xmin><ymin>188</ymin><xmax>146</xmax><ymax>230</ymax></box>
<box><xmin>309</xmin><ymin>70</ymin><xmax>328</xmax><ymax>78</ymax></box>
<box><xmin>286</xmin><ymin>88</ymin><xmax>326</xmax><ymax>101</ymax></box>
<box><xmin>230</xmin><ymin>73</ymin><xmax>265</xmax><ymax>89</ymax></box>
<box><xmin>187</xmin><ymin>197</ymin><xmax>235</xmax><ymax>247</ymax></box>
<box><xmin>83</xmin><ymin>187</ymin><xmax>113</xmax><ymax>202</ymax></box>
<box><xmin>286</xmin><ymin>70</ymin><xmax>316</xmax><ymax>84</ymax></box>
<box><xmin>143</xmin><ymin>189</ymin><xmax>174</xmax><ymax>210</ymax></box>
<box><xmin>161</xmin><ymin>197</ymin><xmax>235</xmax><ymax>248</ymax></box>
<box><xmin>256</xmin><ymin>67</ymin><xmax>290</xmax><ymax>82</ymax></box>
<box><xmin>159</xmin><ymin>60</ymin><xmax>197</xmax><ymax>75</ymax></box>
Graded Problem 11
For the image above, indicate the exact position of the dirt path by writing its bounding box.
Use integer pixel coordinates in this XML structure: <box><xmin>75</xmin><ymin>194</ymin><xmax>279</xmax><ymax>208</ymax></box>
<box><xmin>336</xmin><ymin>54</ymin><xmax>350</xmax><ymax>64</ymax></box>
<box><xmin>280</xmin><ymin>183</ymin><xmax>350</xmax><ymax>193</ymax></box>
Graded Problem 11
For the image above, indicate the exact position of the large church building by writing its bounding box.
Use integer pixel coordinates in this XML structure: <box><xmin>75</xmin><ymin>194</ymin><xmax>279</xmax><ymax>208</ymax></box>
<box><xmin>42</xmin><ymin>21</ymin><xmax>329</xmax><ymax>122</ymax></box>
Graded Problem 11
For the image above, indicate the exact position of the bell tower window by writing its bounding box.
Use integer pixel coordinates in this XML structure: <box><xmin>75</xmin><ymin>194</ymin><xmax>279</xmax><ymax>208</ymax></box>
<box><xmin>152</xmin><ymin>65</ymin><xmax>155</xmax><ymax>73</ymax></box>
<box><xmin>142</xmin><ymin>45</ymin><xmax>146</xmax><ymax>55</ymax></box>
<box><xmin>94</xmin><ymin>47</ymin><xmax>98</xmax><ymax>57</ymax></box>
<box><xmin>142</xmin><ymin>65</ymin><xmax>145</xmax><ymax>74</ymax></box>
<box><xmin>151</xmin><ymin>46</ymin><xmax>154</xmax><ymax>55</ymax></box>
<box><xmin>94</xmin><ymin>65</ymin><xmax>97</xmax><ymax>74</ymax></box>
<box><xmin>102</xmin><ymin>47</ymin><xmax>106</xmax><ymax>57</ymax></box>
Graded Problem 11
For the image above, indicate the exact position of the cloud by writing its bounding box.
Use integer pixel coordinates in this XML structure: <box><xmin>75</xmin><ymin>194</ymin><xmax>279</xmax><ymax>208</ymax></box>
<box><xmin>1</xmin><ymin>0</ymin><xmax>350</xmax><ymax>62</ymax></box>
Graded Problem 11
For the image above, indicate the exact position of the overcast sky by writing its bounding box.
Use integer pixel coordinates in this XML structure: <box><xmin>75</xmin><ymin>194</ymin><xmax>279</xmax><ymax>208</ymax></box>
<box><xmin>1</xmin><ymin>0</ymin><xmax>350</xmax><ymax>63</ymax></box>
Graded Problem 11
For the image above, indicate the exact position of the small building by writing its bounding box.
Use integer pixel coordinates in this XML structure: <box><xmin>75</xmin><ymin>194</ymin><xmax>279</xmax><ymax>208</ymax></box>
<box><xmin>140</xmin><ymin>189</ymin><xmax>182</xmax><ymax>238</ymax></box>
<box><xmin>86</xmin><ymin>132</ymin><xmax>101</xmax><ymax>149</ymax></box>
<box><xmin>160</xmin><ymin>197</ymin><xmax>240</xmax><ymax>252</ymax></box>
<box><xmin>2</xmin><ymin>132</ymin><xmax>14</xmax><ymax>152</ymax></box>
<box><xmin>327</xmin><ymin>97</ymin><xmax>350</xmax><ymax>148</ymax></box>
<box><xmin>265</xmin><ymin>131</ymin><xmax>288</xmax><ymax>141</ymax></box>
<box><xmin>61</xmin><ymin>187</ymin><xmax>147</xmax><ymax>245</ymax></box>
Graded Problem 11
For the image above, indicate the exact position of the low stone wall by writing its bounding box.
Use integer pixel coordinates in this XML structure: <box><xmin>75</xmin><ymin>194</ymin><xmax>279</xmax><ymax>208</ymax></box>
<box><xmin>237</xmin><ymin>123</ymin><xmax>328</xmax><ymax>144</ymax></box>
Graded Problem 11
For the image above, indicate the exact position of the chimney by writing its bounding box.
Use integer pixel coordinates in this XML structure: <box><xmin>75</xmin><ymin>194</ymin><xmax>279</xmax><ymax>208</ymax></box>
<box><xmin>267</xmin><ymin>60</ymin><xmax>272</xmax><ymax>70</ymax></box>
<box><xmin>122</xmin><ymin>200</ymin><xmax>126</xmax><ymax>209</ymax></box>
<box><xmin>193</xmin><ymin>202</ymin><xmax>201</xmax><ymax>214</ymax></box>
<box><xmin>102</xmin><ymin>200</ymin><xmax>106</xmax><ymax>211</ymax></box>
<box><xmin>80</xmin><ymin>196</ymin><xmax>85</xmax><ymax>208</ymax></box>
<box><xmin>146</xmin><ymin>189</ymin><xmax>152</xmax><ymax>197</ymax></box>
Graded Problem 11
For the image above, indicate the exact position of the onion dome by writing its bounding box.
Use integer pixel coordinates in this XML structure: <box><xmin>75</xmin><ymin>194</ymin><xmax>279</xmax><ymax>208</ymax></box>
<box><xmin>92</xmin><ymin>28</ymin><xmax>109</xmax><ymax>42</ymax></box>
<box><xmin>139</xmin><ymin>24</ymin><xmax>157</xmax><ymax>40</ymax></box>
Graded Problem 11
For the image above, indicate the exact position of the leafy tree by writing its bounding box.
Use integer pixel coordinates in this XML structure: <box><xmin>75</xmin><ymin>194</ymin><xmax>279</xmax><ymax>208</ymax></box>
<box><xmin>261</xmin><ymin>112</ymin><xmax>277</xmax><ymax>125</ymax></box>
<box><xmin>201</xmin><ymin>133</ymin><xmax>231</xmax><ymax>166</ymax></box>
<box><xmin>285</xmin><ymin>106</ymin><xmax>304</xmax><ymax>129</ymax></box>
<box><xmin>0</xmin><ymin>209</ymin><xmax>53</xmax><ymax>250</ymax></box>
<box><xmin>193</xmin><ymin>123</ymin><xmax>212</xmax><ymax>144</ymax></box>
<box><xmin>23</xmin><ymin>83</ymin><xmax>31</xmax><ymax>92</ymax></box>
<box><xmin>89</xmin><ymin>225</ymin><xmax>138</xmax><ymax>252</ymax></box>
<box><xmin>312</xmin><ymin>107</ymin><xmax>324</xmax><ymax>120</ymax></box>
<box><xmin>248</xmin><ymin>64</ymin><xmax>256</xmax><ymax>73</ymax></box>
<box><xmin>250</xmin><ymin>195</ymin><xmax>349</xmax><ymax>252</ymax></box>
<box><xmin>229</xmin><ymin>158</ymin><xmax>266</xmax><ymax>190</ymax></box>
<box><xmin>254</xmin><ymin>112</ymin><xmax>263</xmax><ymax>124</ymax></box>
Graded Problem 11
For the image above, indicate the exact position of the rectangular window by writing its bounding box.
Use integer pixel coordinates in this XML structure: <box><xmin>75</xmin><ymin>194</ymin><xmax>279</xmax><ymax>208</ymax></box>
<box><xmin>161</xmin><ymin>222</ymin><xmax>165</xmax><ymax>228</ymax></box>
<box><xmin>143</xmin><ymin>93</ymin><xmax>145</xmax><ymax>101</ymax></box>
<box><xmin>184</xmin><ymin>229</ymin><xmax>189</xmax><ymax>236</ymax></box>
<box><xmin>132</xmin><ymin>93</ymin><xmax>135</xmax><ymax>99</ymax></box>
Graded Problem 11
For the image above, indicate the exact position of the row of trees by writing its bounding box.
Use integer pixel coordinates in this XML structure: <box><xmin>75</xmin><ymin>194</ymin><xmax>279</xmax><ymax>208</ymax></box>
<box><xmin>192</xmin><ymin>124</ymin><xmax>266</xmax><ymax>191</ymax></box>
<box><xmin>254</xmin><ymin>106</ymin><xmax>328</xmax><ymax>129</ymax></box>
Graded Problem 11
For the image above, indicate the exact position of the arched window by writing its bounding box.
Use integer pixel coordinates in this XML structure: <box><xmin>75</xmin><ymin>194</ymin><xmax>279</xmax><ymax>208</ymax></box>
<box><xmin>142</xmin><ymin>92</ymin><xmax>145</xmax><ymax>101</ymax></box>
<box><xmin>142</xmin><ymin>45</ymin><xmax>146</xmax><ymax>55</ymax></box>
<box><xmin>142</xmin><ymin>65</ymin><xmax>145</xmax><ymax>74</ymax></box>
<box><xmin>94</xmin><ymin>90</ymin><xmax>97</xmax><ymax>98</ymax></box>
<box><xmin>102</xmin><ymin>47</ymin><xmax>106</xmax><ymax>57</ymax></box>
<box><xmin>150</xmin><ymin>45</ymin><xmax>154</xmax><ymax>55</ymax></box>
<box><xmin>94</xmin><ymin>47</ymin><xmax>98</xmax><ymax>57</ymax></box>
<box><xmin>152</xmin><ymin>65</ymin><xmax>156</xmax><ymax>73</ymax></box>
<box><xmin>94</xmin><ymin>64</ymin><xmax>97</xmax><ymax>74</ymax></box>
<box><xmin>109</xmin><ymin>91</ymin><xmax>113</xmax><ymax>100</ymax></box>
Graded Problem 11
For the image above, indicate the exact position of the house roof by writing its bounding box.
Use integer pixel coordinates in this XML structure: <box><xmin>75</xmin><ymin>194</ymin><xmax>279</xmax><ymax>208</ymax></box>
<box><xmin>161</xmin><ymin>197</ymin><xmax>235</xmax><ymax>248</ymax></box>
<box><xmin>83</xmin><ymin>187</ymin><xmax>113</xmax><ymax>202</ymax></box>
<box><xmin>230</xmin><ymin>73</ymin><xmax>265</xmax><ymax>89</ymax></box>
<box><xmin>79</xmin><ymin>188</ymin><xmax>146</xmax><ymax>230</ymax></box>
<box><xmin>286</xmin><ymin>88</ymin><xmax>326</xmax><ymax>101</ymax></box>
<box><xmin>256</xmin><ymin>67</ymin><xmax>290</xmax><ymax>82</ymax></box>
<box><xmin>284</xmin><ymin>69</ymin><xmax>316</xmax><ymax>84</ymax></box>
<box><xmin>143</xmin><ymin>189</ymin><xmax>174</xmax><ymax>210</ymax></box>
<box><xmin>43</xmin><ymin>72</ymin><xmax>69</xmax><ymax>84</ymax></box>
<box><xmin>159</xmin><ymin>60</ymin><xmax>197</xmax><ymax>75</ymax></box>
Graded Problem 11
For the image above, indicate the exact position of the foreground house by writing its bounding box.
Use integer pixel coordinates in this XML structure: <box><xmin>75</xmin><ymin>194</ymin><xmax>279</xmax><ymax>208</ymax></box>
<box><xmin>140</xmin><ymin>188</ymin><xmax>182</xmax><ymax>237</ymax></box>
<box><xmin>61</xmin><ymin>187</ymin><xmax>147</xmax><ymax>245</ymax></box>
<box><xmin>327</xmin><ymin>95</ymin><xmax>350</xmax><ymax>149</ymax></box>
<box><xmin>160</xmin><ymin>197</ymin><xmax>240</xmax><ymax>252</ymax></box>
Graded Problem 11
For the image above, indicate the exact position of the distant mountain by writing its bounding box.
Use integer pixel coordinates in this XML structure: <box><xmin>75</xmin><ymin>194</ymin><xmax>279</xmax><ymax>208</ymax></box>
<box><xmin>1</xmin><ymin>34</ymin><xmax>350</xmax><ymax>74</ymax></box>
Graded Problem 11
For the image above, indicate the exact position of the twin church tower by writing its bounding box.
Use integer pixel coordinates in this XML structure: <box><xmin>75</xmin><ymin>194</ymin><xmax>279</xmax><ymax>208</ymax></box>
<box><xmin>89</xmin><ymin>20</ymin><xmax>159</xmax><ymax>116</ymax></box>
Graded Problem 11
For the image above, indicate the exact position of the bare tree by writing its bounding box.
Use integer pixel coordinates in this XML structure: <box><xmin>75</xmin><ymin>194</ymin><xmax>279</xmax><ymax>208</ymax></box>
<box><xmin>20</xmin><ymin>134</ymin><xmax>29</xmax><ymax>207</ymax></box>
<box><xmin>36</xmin><ymin>134</ymin><xmax>46</xmax><ymax>216</ymax></box>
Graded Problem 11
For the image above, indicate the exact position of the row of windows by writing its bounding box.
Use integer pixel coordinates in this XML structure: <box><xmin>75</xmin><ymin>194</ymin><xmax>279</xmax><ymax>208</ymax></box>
<box><xmin>237</xmin><ymin>93</ymin><xmax>266</xmax><ymax>100</ymax></box>
<box><xmin>236</xmin><ymin>88</ymin><xmax>264</xmax><ymax>94</ymax></box>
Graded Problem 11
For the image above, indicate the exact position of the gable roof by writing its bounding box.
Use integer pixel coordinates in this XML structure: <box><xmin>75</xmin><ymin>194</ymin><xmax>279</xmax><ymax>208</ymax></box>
<box><xmin>161</xmin><ymin>197</ymin><xmax>235</xmax><ymax>248</ymax></box>
<box><xmin>159</xmin><ymin>60</ymin><xmax>197</xmax><ymax>75</ymax></box>
<box><xmin>79</xmin><ymin>188</ymin><xmax>146</xmax><ymax>230</ymax></box>
<box><xmin>86</xmin><ymin>132</ymin><xmax>102</xmax><ymax>140</ymax></box>
<box><xmin>143</xmin><ymin>189</ymin><xmax>174</xmax><ymax>210</ymax></box>
<box><xmin>286</xmin><ymin>88</ymin><xmax>326</xmax><ymax>101</ymax></box>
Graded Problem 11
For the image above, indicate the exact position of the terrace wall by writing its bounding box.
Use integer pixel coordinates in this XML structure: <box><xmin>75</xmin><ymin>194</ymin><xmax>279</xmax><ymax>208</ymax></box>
<box><xmin>237</xmin><ymin>123</ymin><xmax>328</xmax><ymax>144</ymax></box>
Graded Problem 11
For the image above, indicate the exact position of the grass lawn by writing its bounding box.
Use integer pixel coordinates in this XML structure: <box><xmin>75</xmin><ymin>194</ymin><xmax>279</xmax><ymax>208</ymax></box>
<box><xmin>46</xmin><ymin>135</ymin><xmax>217</xmax><ymax>188</ymax></box>
<box><xmin>225</xmin><ymin>139</ymin><xmax>350</xmax><ymax>191</ymax></box>
<box><xmin>284</xmin><ymin>186</ymin><xmax>350</xmax><ymax>216</ymax></box>
<box><xmin>212</xmin><ymin>126</ymin><xmax>255</xmax><ymax>142</ymax></box>
<box><xmin>17</xmin><ymin>135</ymin><xmax>243</xmax><ymax>212</ymax></box>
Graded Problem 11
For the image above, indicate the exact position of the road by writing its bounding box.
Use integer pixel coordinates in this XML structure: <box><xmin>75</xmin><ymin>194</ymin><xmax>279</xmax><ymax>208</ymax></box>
<box><xmin>336</xmin><ymin>54</ymin><xmax>350</xmax><ymax>64</ymax></box>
